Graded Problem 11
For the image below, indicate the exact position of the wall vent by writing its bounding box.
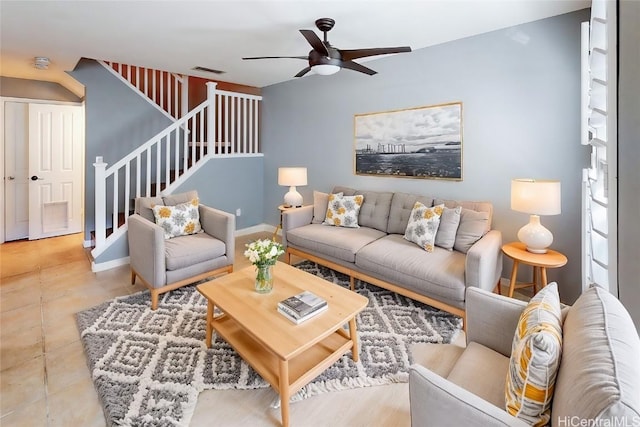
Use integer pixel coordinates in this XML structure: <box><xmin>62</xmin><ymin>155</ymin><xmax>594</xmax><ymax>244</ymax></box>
<box><xmin>192</xmin><ymin>66</ymin><xmax>226</xmax><ymax>74</ymax></box>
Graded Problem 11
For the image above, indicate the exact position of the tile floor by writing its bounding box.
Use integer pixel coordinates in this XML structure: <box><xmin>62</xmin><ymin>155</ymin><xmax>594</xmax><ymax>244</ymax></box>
<box><xmin>1</xmin><ymin>232</ymin><xmax>423</xmax><ymax>426</ymax></box>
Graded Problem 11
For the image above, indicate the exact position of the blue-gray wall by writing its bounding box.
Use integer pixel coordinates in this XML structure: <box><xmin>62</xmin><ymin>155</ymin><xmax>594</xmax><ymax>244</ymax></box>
<box><xmin>70</xmin><ymin>58</ymin><xmax>174</xmax><ymax>241</ymax></box>
<box><xmin>618</xmin><ymin>0</ymin><xmax>640</xmax><ymax>329</ymax></box>
<box><xmin>261</xmin><ymin>10</ymin><xmax>590</xmax><ymax>304</ymax></box>
<box><xmin>174</xmin><ymin>156</ymin><xmax>264</xmax><ymax>230</ymax></box>
<box><xmin>0</xmin><ymin>76</ymin><xmax>82</xmax><ymax>102</ymax></box>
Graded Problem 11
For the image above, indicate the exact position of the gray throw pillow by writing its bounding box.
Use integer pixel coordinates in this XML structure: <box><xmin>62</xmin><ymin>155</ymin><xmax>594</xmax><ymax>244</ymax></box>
<box><xmin>312</xmin><ymin>191</ymin><xmax>342</xmax><ymax>224</ymax></box>
<box><xmin>435</xmin><ymin>206</ymin><xmax>462</xmax><ymax>250</ymax></box>
<box><xmin>453</xmin><ymin>209</ymin><xmax>490</xmax><ymax>253</ymax></box>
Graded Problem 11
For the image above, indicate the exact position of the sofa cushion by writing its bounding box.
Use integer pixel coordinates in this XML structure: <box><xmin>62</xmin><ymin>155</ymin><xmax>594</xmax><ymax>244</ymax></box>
<box><xmin>404</xmin><ymin>202</ymin><xmax>444</xmax><ymax>252</ymax></box>
<box><xmin>454</xmin><ymin>209</ymin><xmax>491</xmax><ymax>254</ymax></box>
<box><xmin>165</xmin><ymin>232</ymin><xmax>226</xmax><ymax>271</ymax></box>
<box><xmin>152</xmin><ymin>199</ymin><xmax>202</xmax><ymax>239</ymax></box>
<box><xmin>312</xmin><ymin>191</ymin><xmax>342</xmax><ymax>224</ymax></box>
<box><xmin>323</xmin><ymin>194</ymin><xmax>364</xmax><ymax>228</ymax></box>
<box><xmin>387</xmin><ymin>192</ymin><xmax>435</xmax><ymax>234</ymax></box>
<box><xmin>355</xmin><ymin>234</ymin><xmax>466</xmax><ymax>303</ymax></box>
<box><xmin>552</xmin><ymin>285</ymin><xmax>640</xmax><ymax>427</ymax></box>
<box><xmin>435</xmin><ymin>206</ymin><xmax>462</xmax><ymax>251</ymax></box>
<box><xmin>287</xmin><ymin>223</ymin><xmax>386</xmax><ymax>264</ymax></box>
<box><xmin>506</xmin><ymin>283</ymin><xmax>562</xmax><ymax>426</ymax></box>
<box><xmin>447</xmin><ymin>342</ymin><xmax>510</xmax><ymax>409</ymax></box>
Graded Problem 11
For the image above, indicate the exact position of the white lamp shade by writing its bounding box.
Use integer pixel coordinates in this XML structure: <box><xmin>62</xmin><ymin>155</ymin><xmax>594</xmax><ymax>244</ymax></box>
<box><xmin>312</xmin><ymin>64</ymin><xmax>340</xmax><ymax>75</ymax></box>
<box><xmin>511</xmin><ymin>179</ymin><xmax>561</xmax><ymax>215</ymax></box>
<box><xmin>278</xmin><ymin>167</ymin><xmax>307</xmax><ymax>186</ymax></box>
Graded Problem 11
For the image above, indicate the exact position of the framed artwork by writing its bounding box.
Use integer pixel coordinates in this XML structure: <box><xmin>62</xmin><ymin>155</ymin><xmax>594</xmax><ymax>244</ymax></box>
<box><xmin>354</xmin><ymin>102</ymin><xmax>463</xmax><ymax>180</ymax></box>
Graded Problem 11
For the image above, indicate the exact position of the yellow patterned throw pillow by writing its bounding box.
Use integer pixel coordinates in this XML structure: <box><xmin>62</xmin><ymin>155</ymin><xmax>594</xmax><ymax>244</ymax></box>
<box><xmin>152</xmin><ymin>198</ymin><xmax>202</xmax><ymax>239</ymax></box>
<box><xmin>506</xmin><ymin>282</ymin><xmax>563</xmax><ymax>426</ymax></box>
<box><xmin>403</xmin><ymin>202</ymin><xmax>444</xmax><ymax>252</ymax></box>
<box><xmin>322</xmin><ymin>193</ymin><xmax>364</xmax><ymax>228</ymax></box>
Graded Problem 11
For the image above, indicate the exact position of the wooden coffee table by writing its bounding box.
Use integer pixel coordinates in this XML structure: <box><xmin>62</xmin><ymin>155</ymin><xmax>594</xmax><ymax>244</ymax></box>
<box><xmin>196</xmin><ymin>261</ymin><xmax>368</xmax><ymax>427</ymax></box>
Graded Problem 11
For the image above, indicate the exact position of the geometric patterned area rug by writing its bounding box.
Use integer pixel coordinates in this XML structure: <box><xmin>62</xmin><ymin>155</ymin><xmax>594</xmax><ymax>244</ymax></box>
<box><xmin>76</xmin><ymin>261</ymin><xmax>462</xmax><ymax>427</ymax></box>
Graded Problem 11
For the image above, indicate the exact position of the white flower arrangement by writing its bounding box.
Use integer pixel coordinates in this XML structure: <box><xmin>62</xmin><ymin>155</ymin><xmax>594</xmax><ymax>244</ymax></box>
<box><xmin>244</xmin><ymin>238</ymin><xmax>284</xmax><ymax>267</ymax></box>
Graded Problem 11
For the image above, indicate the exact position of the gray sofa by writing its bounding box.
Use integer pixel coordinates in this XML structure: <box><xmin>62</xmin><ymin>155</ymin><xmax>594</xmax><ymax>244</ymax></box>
<box><xmin>409</xmin><ymin>285</ymin><xmax>640</xmax><ymax>426</ymax></box>
<box><xmin>282</xmin><ymin>186</ymin><xmax>503</xmax><ymax>319</ymax></box>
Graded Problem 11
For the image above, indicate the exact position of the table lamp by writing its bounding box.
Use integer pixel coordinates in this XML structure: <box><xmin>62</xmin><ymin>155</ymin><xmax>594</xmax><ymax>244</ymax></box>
<box><xmin>511</xmin><ymin>179</ymin><xmax>561</xmax><ymax>254</ymax></box>
<box><xmin>278</xmin><ymin>167</ymin><xmax>307</xmax><ymax>207</ymax></box>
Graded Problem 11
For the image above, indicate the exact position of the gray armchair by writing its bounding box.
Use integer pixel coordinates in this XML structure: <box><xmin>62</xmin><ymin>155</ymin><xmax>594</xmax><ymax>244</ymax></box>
<box><xmin>409</xmin><ymin>285</ymin><xmax>640</xmax><ymax>426</ymax></box>
<box><xmin>128</xmin><ymin>190</ymin><xmax>234</xmax><ymax>309</ymax></box>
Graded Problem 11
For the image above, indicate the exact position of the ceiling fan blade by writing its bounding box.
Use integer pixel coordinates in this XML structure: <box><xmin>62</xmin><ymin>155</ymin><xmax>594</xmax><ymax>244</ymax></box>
<box><xmin>242</xmin><ymin>56</ymin><xmax>308</xmax><ymax>60</ymax></box>
<box><xmin>294</xmin><ymin>67</ymin><xmax>312</xmax><ymax>77</ymax></box>
<box><xmin>341</xmin><ymin>61</ymin><xmax>377</xmax><ymax>76</ymax></box>
<box><xmin>340</xmin><ymin>47</ymin><xmax>412</xmax><ymax>61</ymax></box>
<box><xmin>299</xmin><ymin>29</ymin><xmax>329</xmax><ymax>56</ymax></box>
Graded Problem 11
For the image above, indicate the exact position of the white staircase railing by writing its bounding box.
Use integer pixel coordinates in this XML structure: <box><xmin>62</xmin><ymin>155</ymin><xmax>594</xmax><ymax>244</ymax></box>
<box><xmin>92</xmin><ymin>82</ymin><xmax>262</xmax><ymax>258</ymax></box>
<box><xmin>100</xmin><ymin>60</ymin><xmax>189</xmax><ymax>121</ymax></box>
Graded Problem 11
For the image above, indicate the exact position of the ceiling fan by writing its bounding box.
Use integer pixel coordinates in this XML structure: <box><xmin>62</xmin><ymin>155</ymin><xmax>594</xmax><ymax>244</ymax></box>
<box><xmin>242</xmin><ymin>18</ymin><xmax>412</xmax><ymax>77</ymax></box>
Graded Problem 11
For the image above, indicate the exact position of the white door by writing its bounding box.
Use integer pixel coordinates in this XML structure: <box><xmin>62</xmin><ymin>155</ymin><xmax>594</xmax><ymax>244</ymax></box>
<box><xmin>4</xmin><ymin>102</ymin><xmax>29</xmax><ymax>241</ymax></box>
<box><xmin>28</xmin><ymin>103</ymin><xmax>84</xmax><ymax>240</ymax></box>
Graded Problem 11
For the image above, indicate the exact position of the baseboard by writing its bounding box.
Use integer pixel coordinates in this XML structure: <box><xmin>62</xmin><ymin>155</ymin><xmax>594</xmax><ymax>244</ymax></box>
<box><xmin>91</xmin><ymin>256</ymin><xmax>130</xmax><ymax>273</ymax></box>
<box><xmin>235</xmin><ymin>223</ymin><xmax>277</xmax><ymax>236</ymax></box>
<box><xmin>83</xmin><ymin>239</ymin><xmax>93</xmax><ymax>248</ymax></box>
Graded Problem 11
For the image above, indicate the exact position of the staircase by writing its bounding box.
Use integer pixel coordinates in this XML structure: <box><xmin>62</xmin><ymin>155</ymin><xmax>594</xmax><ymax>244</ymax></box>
<box><xmin>91</xmin><ymin>61</ymin><xmax>262</xmax><ymax>264</ymax></box>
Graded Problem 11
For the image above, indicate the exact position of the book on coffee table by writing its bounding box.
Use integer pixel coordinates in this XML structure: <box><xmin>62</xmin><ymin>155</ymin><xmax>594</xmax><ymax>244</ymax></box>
<box><xmin>278</xmin><ymin>304</ymin><xmax>328</xmax><ymax>324</ymax></box>
<box><xmin>278</xmin><ymin>290</ymin><xmax>327</xmax><ymax>318</ymax></box>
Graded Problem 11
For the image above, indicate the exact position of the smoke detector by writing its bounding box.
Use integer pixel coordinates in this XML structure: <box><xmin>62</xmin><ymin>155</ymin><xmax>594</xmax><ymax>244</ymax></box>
<box><xmin>34</xmin><ymin>57</ymin><xmax>50</xmax><ymax>70</ymax></box>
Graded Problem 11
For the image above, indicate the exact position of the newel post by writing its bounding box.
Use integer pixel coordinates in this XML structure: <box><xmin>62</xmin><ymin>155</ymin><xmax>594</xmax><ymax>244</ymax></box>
<box><xmin>93</xmin><ymin>156</ymin><xmax>108</xmax><ymax>250</ymax></box>
<box><xmin>206</xmin><ymin>81</ymin><xmax>217</xmax><ymax>155</ymax></box>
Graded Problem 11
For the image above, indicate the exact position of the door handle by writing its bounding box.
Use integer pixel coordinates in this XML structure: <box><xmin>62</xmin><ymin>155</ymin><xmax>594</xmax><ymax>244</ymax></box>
<box><xmin>7</xmin><ymin>176</ymin><xmax>15</xmax><ymax>180</ymax></box>
<box><xmin>30</xmin><ymin>175</ymin><xmax>43</xmax><ymax>181</ymax></box>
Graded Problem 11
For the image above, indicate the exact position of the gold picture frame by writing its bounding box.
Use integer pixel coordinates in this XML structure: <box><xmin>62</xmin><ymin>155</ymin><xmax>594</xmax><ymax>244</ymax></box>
<box><xmin>354</xmin><ymin>102</ymin><xmax>463</xmax><ymax>180</ymax></box>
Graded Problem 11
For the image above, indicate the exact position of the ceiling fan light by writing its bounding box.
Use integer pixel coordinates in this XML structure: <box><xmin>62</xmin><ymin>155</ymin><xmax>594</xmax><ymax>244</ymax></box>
<box><xmin>312</xmin><ymin>64</ymin><xmax>340</xmax><ymax>75</ymax></box>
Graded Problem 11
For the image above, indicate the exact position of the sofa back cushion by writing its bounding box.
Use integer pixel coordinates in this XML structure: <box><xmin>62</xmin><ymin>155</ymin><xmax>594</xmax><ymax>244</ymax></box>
<box><xmin>551</xmin><ymin>285</ymin><xmax>640</xmax><ymax>426</ymax></box>
<box><xmin>387</xmin><ymin>192</ymin><xmax>435</xmax><ymax>234</ymax></box>
<box><xmin>332</xmin><ymin>186</ymin><xmax>392</xmax><ymax>232</ymax></box>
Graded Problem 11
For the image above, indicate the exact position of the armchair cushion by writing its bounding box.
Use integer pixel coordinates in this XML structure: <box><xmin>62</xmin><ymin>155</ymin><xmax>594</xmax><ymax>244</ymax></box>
<box><xmin>165</xmin><ymin>233</ymin><xmax>226</xmax><ymax>271</ymax></box>
<box><xmin>447</xmin><ymin>342</ymin><xmax>510</xmax><ymax>409</ymax></box>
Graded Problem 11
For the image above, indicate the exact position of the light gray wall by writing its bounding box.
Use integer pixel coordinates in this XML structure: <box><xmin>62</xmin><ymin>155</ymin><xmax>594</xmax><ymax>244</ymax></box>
<box><xmin>0</xmin><ymin>76</ymin><xmax>82</xmax><ymax>102</ymax></box>
<box><xmin>262</xmin><ymin>10</ymin><xmax>590</xmax><ymax>304</ymax></box>
<box><xmin>69</xmin><ymin>58</ymin><xmax>174</xmax><ymax>241</ymax></box>
<box><xmin>617</xmin><ymin>0</ymin><xmax>640</xmax><ymax>330</ymax></box>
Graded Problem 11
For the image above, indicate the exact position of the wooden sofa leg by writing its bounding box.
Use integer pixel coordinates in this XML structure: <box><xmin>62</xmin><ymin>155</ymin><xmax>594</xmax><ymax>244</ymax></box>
<box><xmin>350</xmin><ymin>276</ymin><xmax>355</xmax><ymax>291</ymax></box>
<box><xmin>151</xmin><ymin>290</ymin><xmax>159</xmax><ymax>310</ymax></box>
<box><xmin>285</xmin><ymin>250</ymin><xmax>291</xmax><ymax>265</ymax></box>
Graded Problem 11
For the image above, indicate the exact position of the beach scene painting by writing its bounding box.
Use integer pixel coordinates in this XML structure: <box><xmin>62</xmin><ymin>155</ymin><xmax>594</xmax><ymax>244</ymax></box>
<box><xmin>354</xmin><ymin>102</ymin><xmax>462</xmax><ymax>180</ymax></box>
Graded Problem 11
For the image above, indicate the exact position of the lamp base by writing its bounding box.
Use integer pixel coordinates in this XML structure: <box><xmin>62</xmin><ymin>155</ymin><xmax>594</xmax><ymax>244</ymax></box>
<box><xmin>283</xmin><ymin>186</ymin><xmax>303</xmax><ymax>208</ymax></box>
<box><xmin>517</xmin><ymin>215</ymin><xmax>553</xmax><ymax>254</ymax></box>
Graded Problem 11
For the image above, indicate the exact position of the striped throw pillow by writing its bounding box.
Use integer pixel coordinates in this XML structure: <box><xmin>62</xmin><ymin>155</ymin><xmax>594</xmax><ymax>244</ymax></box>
<box><xmin>506</xmin><ymin>283</ymin><xmax>563</xmax><ymax>426</ymax></box>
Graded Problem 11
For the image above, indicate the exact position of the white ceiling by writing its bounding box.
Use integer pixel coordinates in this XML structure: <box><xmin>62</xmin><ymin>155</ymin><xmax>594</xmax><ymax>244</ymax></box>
<box><xmin>0</xmin><ymin>0</ymin><xmax>589</xmax><ymax>95</ymax></box>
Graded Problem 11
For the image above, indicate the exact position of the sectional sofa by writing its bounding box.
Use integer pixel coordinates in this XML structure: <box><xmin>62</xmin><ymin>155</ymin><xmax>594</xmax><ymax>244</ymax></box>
<box><xmin>282</xmin><ymin>186</ymin><xmax>503</xmax><ymax>320</ymax></box>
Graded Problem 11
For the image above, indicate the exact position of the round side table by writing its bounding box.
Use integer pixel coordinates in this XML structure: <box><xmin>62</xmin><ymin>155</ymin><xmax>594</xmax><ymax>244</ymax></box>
<box><xmin>501</xmin><ymin>242</ymin><xmax>568</xmax><ymax>298</ymax></box>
